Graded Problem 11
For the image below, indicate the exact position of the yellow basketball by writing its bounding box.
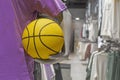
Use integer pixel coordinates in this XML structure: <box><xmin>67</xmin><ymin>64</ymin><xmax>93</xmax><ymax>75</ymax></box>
<box><xmin>22</xmin><ymin>18</ymin><xmax>64</xmax><ymax>59</ymax></box>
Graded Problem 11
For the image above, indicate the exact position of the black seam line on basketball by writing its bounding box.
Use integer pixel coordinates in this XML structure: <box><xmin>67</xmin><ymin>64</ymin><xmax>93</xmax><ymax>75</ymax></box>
<box><xmin>33</xmin><ymin>19</ymin><xmax>41</xmax><ymax>58</ymax></box>
<box><xmin>26</xmin><ymin>27</ymin><xmax>30</xmax><ymax>51</ymax></box>
<box><xmin>39</xmin><ymin>22</ymin><xmax>59</xmax><ymax>53</ymax></box>
<box><xmin>22</xmin><ymin>35</ymin><xmax>64</xmax><ymax>40</ymax></box>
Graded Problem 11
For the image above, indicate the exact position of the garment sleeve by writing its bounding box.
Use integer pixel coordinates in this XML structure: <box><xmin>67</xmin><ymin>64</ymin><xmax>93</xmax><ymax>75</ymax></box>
<box><xmin>36</xmin><ymin>0</ymin><xmax>67</xmax><ymax>17</ymax></box>
<box><xmin>90</xmin><ymin>54</ymin><xmax>98</xmax><ymax>80</ymax></box>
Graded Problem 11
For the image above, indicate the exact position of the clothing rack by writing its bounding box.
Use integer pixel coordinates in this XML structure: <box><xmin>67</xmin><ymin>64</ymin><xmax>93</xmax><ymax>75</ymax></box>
<box><xmin>100</xmin><ymin>40</ymin><xmax>120</xmax><ymax>52</ymax></box>
<box><xmin>80</xmin><ymin>39</ymin><xmax>97</xmax><ymax>43</ymax></box>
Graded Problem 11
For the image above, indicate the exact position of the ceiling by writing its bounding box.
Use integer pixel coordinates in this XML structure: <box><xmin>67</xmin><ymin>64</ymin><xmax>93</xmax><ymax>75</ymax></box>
<box><xmin>63</xmin><ymin>0</ymin><xmax>88</xmax><ymax>8</ymax></box>
<box><xmin>62</xmin><ymin>0</ymin><xmax>88</xmax><ymax>19</ymax></box>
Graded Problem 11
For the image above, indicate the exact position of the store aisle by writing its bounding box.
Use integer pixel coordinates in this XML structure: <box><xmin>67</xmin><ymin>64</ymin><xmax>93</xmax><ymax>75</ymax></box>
<box><xmin>61</xmin><ymin>53</ymin><xmax>87</xmax><ymax>80</ymax></box>
<box><xmin>60</xmin><ymin>10</ymin><xmax>87</xmax><ymax>80</ymax></box>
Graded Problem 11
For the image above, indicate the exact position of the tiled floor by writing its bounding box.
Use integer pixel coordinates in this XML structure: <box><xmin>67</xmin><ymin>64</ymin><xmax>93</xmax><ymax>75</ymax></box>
<box><xmin>60</xmin><ymin>53</ymin><xmax>87</xmax><ymax>80</ymax></box>
<box><xmin>61</xmin><ymin>69</ymin><xmax>72</xmax><ymax>80</ymax></box>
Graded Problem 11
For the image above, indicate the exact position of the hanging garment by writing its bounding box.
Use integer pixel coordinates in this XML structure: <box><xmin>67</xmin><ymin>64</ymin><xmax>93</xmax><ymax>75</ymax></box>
<box><xmin>0</xmin><ymin>0</ymin><xmax>67</xmax><ymax>80</ymax></box>
<box><xmin>114</xmin><ymin>52</ymin><xmax>120</xmax><ymax>80</ymax></box>
<box><xmin>106</xmin><ymin>50</ymin><xmax>120</xmax><ymax>80</ymax></box>
<box><xmin>106</xmin><ymin>51</ymin><xmax>116</xmax><ymax>80</ymax></box>
<box><xmin>77</xmin><ymin>42</ymin><xmax>91</xmax><ymax>60</ymax></box>
<box><xmin>82</xmin><ymin>24</ymin><xmax>88</xmax><ymax>38</ymax></box>
<box><xmin>34</xmin><ymin>62</ymin><xmax>41</xmax><ymax>80</ymax></box>
<box><xmin>100</xmin><ymin>0</ymin><xmax>114</xmax><ymax>39</ymax></box>
<box><xmin>41</xmin><ymin>64</ymin><xmax>48</xmax><ymax>80</ymax></box>
<box><xmin>44</xmin><ymin>64</ymin><xmax>55</xmax><ymax>80</ymax></box>
<box><xmin>98</xmin><ymin>36</ymin><xmax>104</xmax><ymax>49</ymax></box>
<box><xmin>91</xmin><ymin>0</ymin><xmax>99</xmax><ymax>19</ymax></box>
<box><xmin>90</xmin><ymin>43</ymin><xmax>98</xmax><ymax>53</ymax></box>
<box><xmin>90</xmin><ymin>51</ymin><xmax>108</xmax><ymax>80</ymax></box>
<box><xmin>98</xmin><ymin>0</ymin><xmax>103</xmax><ymax>36</ymax></box>
<box><xmin>86</xmin><ymin>51</ymin><xmax>98</xmax><ymax>80</ymax></box>
<box><xmin>112</xmin><ymin>0</ymin><xmax>120</xmax><ymax>39</ymax></box>
<box><xmin>88</xmin><ymin>20</ymin><xmax>98</xmax><ymax>42</ymax></box>
<box><xmin>84</xmin><ymin>44</ymin><xmax>91</xmax><ymax>60</ymax></box>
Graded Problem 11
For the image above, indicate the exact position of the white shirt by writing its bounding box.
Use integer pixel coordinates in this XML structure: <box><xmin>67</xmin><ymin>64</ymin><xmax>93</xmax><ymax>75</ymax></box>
<box><xmin>90</xmin><ymin>51</ymin><xmax>108</xmax><ymax>80</ymax></box>
<box><xmin>88</xmin><ymin>20</ymin><xmax>98</xmax><ymax>42</ymax></box>
<box><xmin>77</xmin><ymin>42</ymin><xmax>90</xmax><ymax>60</ymax></box>
<box><xmin>100</xmin><ymin>0</ymin><xmax>114</xmax><ymax>39</ymax></box>
<box><xmin>112</xmin><ymin>0</ymin><xmax>120</xmax><ymax>39</ymax></box>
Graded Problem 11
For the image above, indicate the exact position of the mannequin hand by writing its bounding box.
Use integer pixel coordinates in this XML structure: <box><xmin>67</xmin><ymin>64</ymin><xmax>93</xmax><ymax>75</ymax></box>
<box><xmin>49</xmin><ymin>51</ymin><xmax>69</xmax><ymax>60</ymax></box>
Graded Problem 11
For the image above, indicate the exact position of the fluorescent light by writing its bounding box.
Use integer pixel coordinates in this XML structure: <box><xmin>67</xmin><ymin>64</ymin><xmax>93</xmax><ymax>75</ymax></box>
<box><xmin>75</xmin><ymin>17</ymin><xmax>80</xmax><ymax>20</ymax></box>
